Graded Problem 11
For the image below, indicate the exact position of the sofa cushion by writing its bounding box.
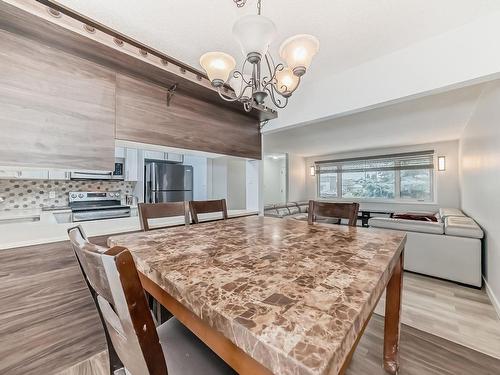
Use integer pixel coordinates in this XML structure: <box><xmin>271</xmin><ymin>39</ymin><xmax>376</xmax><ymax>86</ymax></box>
<box><xmin>369</xmin><ymin>217</ymin><xmax>444</xmax><ymax>234</ymax></box>
<box><xmin>288</xmin><ymin>205</ymin><xmax>300</xmax><ymax>215</ymax></box>
<box><xmin>392</xmin><ymin>213</ymin><xmax>438</xmax><ymax>222</ymax></box>
<box><xmin>287</xmin><ymin>213</ymin><xmax>309</xmax><ymax>221</ymax></box>
<box><xmin>298</xmin><ymin>204</ymin><xmax>308</xmax><ymax>213</ymax></box>
<box><xmin>264</xmin><ymin>208</ymin><xmax>280</xmax><ymax>218</ymax></box>
<box><xmin>444</xmin><ymin>216</ymin><xmax>484</xmax><ymax>239</ymax></box>
<box><xmin>439</xmin><ymin>208</ymin><xmax>465</xmax><ymax>218</ymax></box>
<box><xmin>274</xmin><ymin>207</ymin><xmax>290</xmax><ymax>217</ymax></box>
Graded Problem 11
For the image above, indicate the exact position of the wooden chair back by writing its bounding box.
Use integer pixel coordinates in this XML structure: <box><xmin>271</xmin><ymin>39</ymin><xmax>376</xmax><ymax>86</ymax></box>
<box><xmin>189</xmin><ymin>199</ymin><xmax>228</xmax><ymax>224</ymax></box>
<box><xmin>67</xmin><ymin>227</ymin><xmax>167</xmax><ymax>375</ymax></box>
<box><xmin>307</xmin><ymin>200</ymin><xmax>360</xmax><ymax>227</ymax></box>
<box><xmin>138</xmin><ymin>201</ymin><xmax>190</xmax><ymax>231</ymax></box>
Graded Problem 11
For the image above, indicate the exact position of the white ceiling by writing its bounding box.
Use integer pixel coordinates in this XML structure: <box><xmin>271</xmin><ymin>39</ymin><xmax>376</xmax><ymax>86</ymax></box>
<box><xmin>263</xmin><ymin>82</ymin><xmax>486</xmax><ymax>157</ymax></box>
<box><xmin>56</xmin><ymin>0</ymin><xmax>499</xmax><ymax>151</ymax></box>
<box><xmin>58</xmin><ymin>0</ymin><xmax>500</xmax><ymax>82</ymax></box>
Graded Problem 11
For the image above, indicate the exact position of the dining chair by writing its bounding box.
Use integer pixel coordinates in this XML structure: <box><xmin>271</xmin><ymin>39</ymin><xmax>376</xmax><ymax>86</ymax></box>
<box><xmin>189</xmin><ymin>199</ymin><xmax>228</xmax><ymax>224</ymax></box>
<box><xmin>67</xmin><ymin>226</ymin><xmax>235</xmax><ymax>375</ymax></box>
<box><xmin>307</xmin><ymin>200</ymin><xmax>360</xmax><ymax>227</ymax></box>
<box><xmin>67</xmin><ymin>226</ymin><xmax>124</xmax><ymax>374</ymax></box>
<box><xmin>138</xmin><ymin>202</ymin><xmax>190</xmax><ymax>231</ymax></box>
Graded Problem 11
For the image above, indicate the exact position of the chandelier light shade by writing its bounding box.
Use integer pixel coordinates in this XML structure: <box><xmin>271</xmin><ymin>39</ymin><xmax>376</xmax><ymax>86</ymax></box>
<box><xmin>279</xmin><ymin>34</ymin><xmax>320</xmax><ymax>76</ymax></box>
<box><xmin>232</xmin><ymin>15</ymin><xmax>277</xmax><ymax>60</ymax></box>
<box><xmin>199</xmin><ymin>52</ymin><xmax>236</xmax><ymax>87</ymax></box>
<box><xmin>274</xmin><ymin>67</ymin><xmax>300</xmax><ymax>97</ymax></box>
<box><xmin>199</xmin><ymin>0</ymin><xmax>319</xmax><ymax>112</ymax></box>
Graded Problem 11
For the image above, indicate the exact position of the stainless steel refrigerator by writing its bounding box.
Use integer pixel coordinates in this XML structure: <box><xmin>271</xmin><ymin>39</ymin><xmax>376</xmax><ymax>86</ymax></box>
<box><xmin>144</xmin><ymin>161</ymin><xmax>193</xmax><ymax>203</ymax></box>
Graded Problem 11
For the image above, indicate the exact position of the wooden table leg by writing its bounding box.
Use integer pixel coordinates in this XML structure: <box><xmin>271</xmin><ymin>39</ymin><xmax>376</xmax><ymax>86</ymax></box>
<box><xmin>384</xmin><ymin>251</ymin><xmax>403</xmax><ymax>374</ymax></box>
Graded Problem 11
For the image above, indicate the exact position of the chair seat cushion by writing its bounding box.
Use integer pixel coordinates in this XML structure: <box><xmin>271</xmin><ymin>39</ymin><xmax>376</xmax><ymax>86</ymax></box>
<box><xmin>157</xmin><ymin>318</ymin><xmax>236</xmax><ymax>375</ymax></box>
<box><xmin>369</xmin><ymin>217</ymin><xmax>444</xmax><ymax>234</ymax></box>
<box><xmin>444</xmin><ymin>216</ymin><xmax>484</xmax><ymax>239</ymax></box>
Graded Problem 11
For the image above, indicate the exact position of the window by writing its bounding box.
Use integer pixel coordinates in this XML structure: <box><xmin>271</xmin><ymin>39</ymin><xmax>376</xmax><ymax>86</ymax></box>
<box><xmin>318</xmin><ymin>166</ymin><xmax>338</xmax><ymax>198</ymax></box>
<box><xmin>317</xmin><ymin>151</ymin><xmax>434</xmax><ymax>202</ymax></box>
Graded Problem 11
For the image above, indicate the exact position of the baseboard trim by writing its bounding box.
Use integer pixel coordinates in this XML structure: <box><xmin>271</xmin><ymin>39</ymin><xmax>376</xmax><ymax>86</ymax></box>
<box><xmin>484</xmin><ymin>277</ymin><xmax>500</xmax><ymax>320</ymax></box>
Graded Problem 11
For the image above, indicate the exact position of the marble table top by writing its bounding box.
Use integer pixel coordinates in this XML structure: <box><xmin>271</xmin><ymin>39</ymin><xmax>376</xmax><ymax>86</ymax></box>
<box><xmin>108</xmin><ymin>216</ymin><xmax>406</xmax><ymax>375</ymax></box>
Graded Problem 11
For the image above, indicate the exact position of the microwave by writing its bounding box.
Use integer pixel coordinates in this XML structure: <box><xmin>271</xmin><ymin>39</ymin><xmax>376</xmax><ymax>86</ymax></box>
<box><xmin>70</xmin><ymin>158</ymin><xmax>125</xmax><ymax>180</ymax></box>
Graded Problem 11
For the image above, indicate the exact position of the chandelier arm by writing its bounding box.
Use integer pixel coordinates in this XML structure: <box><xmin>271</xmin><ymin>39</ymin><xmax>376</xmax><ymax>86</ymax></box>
<box><xmin>262</xmin><ymin>61</ymin><xmax>285</xmax><ymax>90</ymax></box>
<box><xmin>232</xmin><ymin>70</ymin><xmax>252</xmax><ymax>86</ymax></box>
<box><xmin>260</xmin><ymin>53</ymin><xmax>274</xmax><ymax>86</ymax></box>
<box><xmin>266</xmin><ymin>51</ymin><xmax>277</xmax><ymax>71</ymax></box>
<box><xmin>216</xmin><ymin>83</ymin><xmax>253</xmax><ymax>102</ymax></box>
<box><xmin>265</xmin><ymin>85</ymin><xmax>289</xmax><ymax>109</ymax></box>
<box><xmin>243</xmin><ymin>101</ymin><xmax>253</xmax><ymax>112</ymax></box>
<box><xmin>236</xmin><ymin>59</ymin><xmax>252</xmax><ymax>84</ymax></box>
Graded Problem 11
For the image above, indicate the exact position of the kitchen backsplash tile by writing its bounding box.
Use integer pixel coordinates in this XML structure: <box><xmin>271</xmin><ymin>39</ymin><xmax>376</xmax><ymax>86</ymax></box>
<box><xmin>0</xmin><ymin>180</ymin><xmax>136</xmax><ymax>210</ymax></box>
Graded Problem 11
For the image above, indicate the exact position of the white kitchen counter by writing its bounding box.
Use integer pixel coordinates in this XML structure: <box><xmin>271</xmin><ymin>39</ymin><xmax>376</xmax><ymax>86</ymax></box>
<box><xmin>0</xmin><ymin>208</ymin><xmax>258</xmax><ymax>250</ymax></box>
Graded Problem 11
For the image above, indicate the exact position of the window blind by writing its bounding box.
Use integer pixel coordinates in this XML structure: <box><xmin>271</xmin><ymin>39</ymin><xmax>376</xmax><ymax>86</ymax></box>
<box><xmin>316</xmin><ymin>150</ymin><xmax>434</xmax><ymax>174</ymax></box>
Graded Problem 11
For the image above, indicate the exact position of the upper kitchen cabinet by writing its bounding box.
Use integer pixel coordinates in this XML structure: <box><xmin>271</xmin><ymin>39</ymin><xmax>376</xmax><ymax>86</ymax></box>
<box><xmin>115</xmin><ymin>74</ymin><xmax>262</xmax><ymax>160</ymax></box>
<box><xmin>0</xmin><ymin>30</ymin><xmax>116</xmax><ymax>171</ymax></box>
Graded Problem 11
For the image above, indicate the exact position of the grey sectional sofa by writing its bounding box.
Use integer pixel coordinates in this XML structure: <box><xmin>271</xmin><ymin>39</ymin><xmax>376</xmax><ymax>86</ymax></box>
<box><xmin>369</xmin><ymin>208</ymin><xmax>483</xmax><ymax>287</ymax></box>
<box><xmin>264</xmin><ymin>201</ymin><xmax>341</xmax><ymax>224</ymax></box>
<box><xmin>264</xmin><ymin>202</ymin><xmax>309</xmax><ymax>220</ymax></box>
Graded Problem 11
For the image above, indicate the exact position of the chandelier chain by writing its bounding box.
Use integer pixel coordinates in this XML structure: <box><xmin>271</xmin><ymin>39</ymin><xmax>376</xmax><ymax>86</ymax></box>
<box><xmin>233</xmin><ymin>0</ymin><xmax>247</xmax><ymax>8</ymax></box>
<box><xmin>233</xmin><ymin>0</ymin><xmax>262</xmax><ymax>15</ymax></box>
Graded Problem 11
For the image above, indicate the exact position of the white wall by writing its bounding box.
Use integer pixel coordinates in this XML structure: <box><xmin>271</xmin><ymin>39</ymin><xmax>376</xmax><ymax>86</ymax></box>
<box><xmin>210</xmin><ymin>156</ymin><xmax>247</xmax><ymax>210</ymax></box>
<box><xmin>263</xmin><ymin>155</ymin><xmax>287</xmax><ymax>205</ymax></box>
<box><xmin>305</xmin><ymin>140</ymin><xmax>460</xmax><ymax>212</ymax></box>
<box><xmin>183</xmin><ymin>155</ymin><xmax>208</xmax><ymax>200</ymax></box>
<box><xmin>459</xmin><ymin>80</ymin><xmax>500</xmax><ymax>311</ymax></box>
<box><xmin>227</xmin><ymin>158</ymin><xmax>246</xmax><ymax>210</ymax></box>
<box><xmin>246</xmin><ymin>160</ymin><xmax>260</xmax><ymax>211</ymax></box>
<box><xmin>288</xmin><ymin>153</ymin><xmax>307</xmax><ymax>202</ymax></box>
<box><xmin>211</xmin><ymin>157</ymin><xmax>227</xmax><ymax>200</ymax></box>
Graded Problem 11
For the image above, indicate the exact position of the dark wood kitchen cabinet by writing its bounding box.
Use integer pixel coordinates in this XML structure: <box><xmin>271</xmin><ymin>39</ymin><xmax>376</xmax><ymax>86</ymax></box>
<box><xmin>115</xmin><ymin>73</ymin><xmax>262</xmax><ymax>160</ymax></box>
<box><xmin>0</xmin><ymin>29</ymin><xmax>116</xmax><ymax>171</ymax></box>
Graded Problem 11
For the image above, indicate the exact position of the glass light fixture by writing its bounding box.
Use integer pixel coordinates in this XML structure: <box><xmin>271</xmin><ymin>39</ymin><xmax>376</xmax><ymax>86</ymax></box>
<box><xmin>310</xmin><ymin>166</ymin><xmax>316</xmax><ymax>176</ymax></box>
<box><xmin>279</xmin><ymin>34</ymin><xmax>320</xmax><ymax>76</ymax></box>
<box><xmin>199</xmin><ymin>52</ymin><xmax>236</xmax><ymax>87</ymax></box>
<box><xmin>199</xmin><ymin>0</ymin><xmax>319</xmax><ymax>112</ymax></box>
<box><xmin>232</xmin><ymin>14</ymin><xmax>277</xmax><ymax>62</ymax></box>
<box><xmin>274</xmin><ymin>67</ymin><xmax>300</xmax><ymax>97</ymax></box>
<box><xmin>438</xmin><ymin>156</ymin><xmax>446</xmax><ymax>171</ymax></box>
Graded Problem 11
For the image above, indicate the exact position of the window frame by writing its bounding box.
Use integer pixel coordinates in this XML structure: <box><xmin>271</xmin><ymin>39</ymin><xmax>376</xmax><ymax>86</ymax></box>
<box><xmin>316</xmin><ymin>152</ymin><xmax>436</xmax><ymax>204</ymax></box>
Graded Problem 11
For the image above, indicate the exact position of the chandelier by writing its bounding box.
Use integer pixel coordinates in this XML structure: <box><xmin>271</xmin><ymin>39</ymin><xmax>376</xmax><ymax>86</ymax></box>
<box><xmin>199</xmin><ymin>0</ymin><xmax>319</xmax><ymax>112</ymax></box>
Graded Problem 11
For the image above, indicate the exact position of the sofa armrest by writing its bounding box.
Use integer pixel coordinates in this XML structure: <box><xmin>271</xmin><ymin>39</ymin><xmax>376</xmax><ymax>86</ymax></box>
<box><xmin>368</xmin><ymin>217</ymin><xmax>444</xmax><ymax>234</ymax></box>
<box><xmin>445</xmin><ymin>216</ymin><xmax>484</xmax><ymax>239</ymax></box>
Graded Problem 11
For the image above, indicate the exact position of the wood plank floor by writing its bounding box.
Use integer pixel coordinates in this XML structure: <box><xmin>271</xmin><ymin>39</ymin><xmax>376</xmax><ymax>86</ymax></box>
<box><xmin>374</xmin><ymin>272</ymin><xmax>500</xmax><ymax>359</ymax></box>
<box><xmin>348</xmin><ymin>314</ymin><xmax>500</xmax><ymax>374</ymax></box>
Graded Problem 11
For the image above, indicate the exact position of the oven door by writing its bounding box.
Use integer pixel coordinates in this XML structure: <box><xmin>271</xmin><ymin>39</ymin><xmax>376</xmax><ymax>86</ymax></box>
<box><xmin>72</xmin><ymin>207</ymin><xmax>131</xmax><ymax>222</ymax></box>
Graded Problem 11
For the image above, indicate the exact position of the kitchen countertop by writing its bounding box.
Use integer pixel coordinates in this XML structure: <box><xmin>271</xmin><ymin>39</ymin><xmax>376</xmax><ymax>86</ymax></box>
<box><xmin>0</xmin><ymin>207</ymin><xmax>258</xmax><ymax>250</ymax></box>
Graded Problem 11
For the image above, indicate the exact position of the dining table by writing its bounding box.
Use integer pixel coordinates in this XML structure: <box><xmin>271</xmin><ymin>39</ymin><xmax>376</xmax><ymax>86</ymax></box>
<box><xmin>108</xmin><ymin>215</ymin><xmax>406</xmax><ymax>375</ymax></box>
